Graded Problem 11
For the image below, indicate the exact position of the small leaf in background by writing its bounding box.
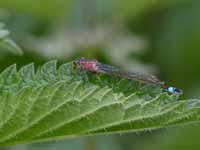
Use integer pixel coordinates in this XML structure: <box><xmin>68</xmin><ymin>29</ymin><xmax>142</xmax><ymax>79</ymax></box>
<box><xmin>0</xmin><ymin>22</ymin><xmax>23</xmax><ymax>55</ymax></box>
<box><xmin>0</xmin><ymin>29</ymin><xmax>10</xmax><ymax>39</ymax></box>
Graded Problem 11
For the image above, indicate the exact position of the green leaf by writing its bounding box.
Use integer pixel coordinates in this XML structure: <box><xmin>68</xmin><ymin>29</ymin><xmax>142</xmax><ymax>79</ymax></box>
<box><xmin>0</xmin><ymin>30</ymin><xmax>10</xmax><ymax>39</ymax></box>
<box><xmin>0</xmin><ymin>22</ymin><xmax>23</xmax><ymax>55</ymax></box>
<box><xmin>0</xmin><ymin>61</ymin><xmax>199</xmax><ymax>146</ymax></box>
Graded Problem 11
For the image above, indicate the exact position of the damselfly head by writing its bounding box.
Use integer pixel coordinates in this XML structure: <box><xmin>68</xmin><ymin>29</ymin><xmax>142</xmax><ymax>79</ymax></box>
<box><xmin>163</xmin><ymin>86</ymin><xmax>183</xmax><ymax>95</ymax></box>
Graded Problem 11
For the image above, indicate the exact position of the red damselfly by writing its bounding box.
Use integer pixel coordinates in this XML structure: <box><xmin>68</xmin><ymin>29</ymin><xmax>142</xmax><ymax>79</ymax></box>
<box><xmin>73</xmin><ymin>57</ymin><xmax>182</xmax><ymax>95</ymax></box>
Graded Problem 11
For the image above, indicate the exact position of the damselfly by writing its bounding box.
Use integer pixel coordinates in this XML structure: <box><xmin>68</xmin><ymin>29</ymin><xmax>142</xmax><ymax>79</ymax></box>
<box><xmin>73</xmin><ymin>57</ymin><xmax>182</xmax><ymax>95</ymax></box>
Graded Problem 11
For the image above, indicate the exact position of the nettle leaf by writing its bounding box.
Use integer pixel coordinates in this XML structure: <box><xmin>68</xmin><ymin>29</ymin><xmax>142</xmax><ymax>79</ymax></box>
<box><xmin>0</xmin><ymin>22</ymin><xmax>23</xmax><ymax>55</ymax></box>
<box><xmin>0</xmin><ymin>61</ymin><xmax>199</xmax><ymax>146</ymax></box>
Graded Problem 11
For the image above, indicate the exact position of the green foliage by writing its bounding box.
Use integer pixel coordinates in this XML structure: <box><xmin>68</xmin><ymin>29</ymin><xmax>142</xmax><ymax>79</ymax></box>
<box><xmin>142</xmin><ymin>126</ymin><xmax>200</xmax><ymax>150</ymax></box>
<box><xmin>0</xmin><ymin>23</ymin><xmax>23</xmax><ymax>55</ymax></box>
<box><xmin>0</xmin><ymin>0</ymin><xmax>71</xmax><ymax>19</ymax></box>
<box><xmin>0</xmin><ymin>61</ymin><xmax>199</xmax><ymax>146</ymax></box>
<box><xmin>113</xmin><ymin>0</ymin><xmax>185</xmax><ymax>18</ymax></box>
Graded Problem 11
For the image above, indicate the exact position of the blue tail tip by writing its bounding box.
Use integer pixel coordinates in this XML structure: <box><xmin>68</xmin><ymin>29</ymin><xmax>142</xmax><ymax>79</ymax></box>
<box><xmin>164</xmin><ymin>86</ymin><xmax>183</xmax><ymax>95</ymax></box>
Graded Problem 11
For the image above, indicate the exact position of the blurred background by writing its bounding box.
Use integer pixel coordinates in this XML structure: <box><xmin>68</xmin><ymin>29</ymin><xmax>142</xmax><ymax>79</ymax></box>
<box><xmin>0</xmin><ymin>0</ymin><xmax>200</xmax><ymax>149</ymax></box>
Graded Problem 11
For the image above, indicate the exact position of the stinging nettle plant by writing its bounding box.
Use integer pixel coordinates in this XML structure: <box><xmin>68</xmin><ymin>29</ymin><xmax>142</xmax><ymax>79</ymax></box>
<box><xmin>0</xmin><ymin>60</ymin><xmax>199</xmax><ymax>146</ymax></box>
